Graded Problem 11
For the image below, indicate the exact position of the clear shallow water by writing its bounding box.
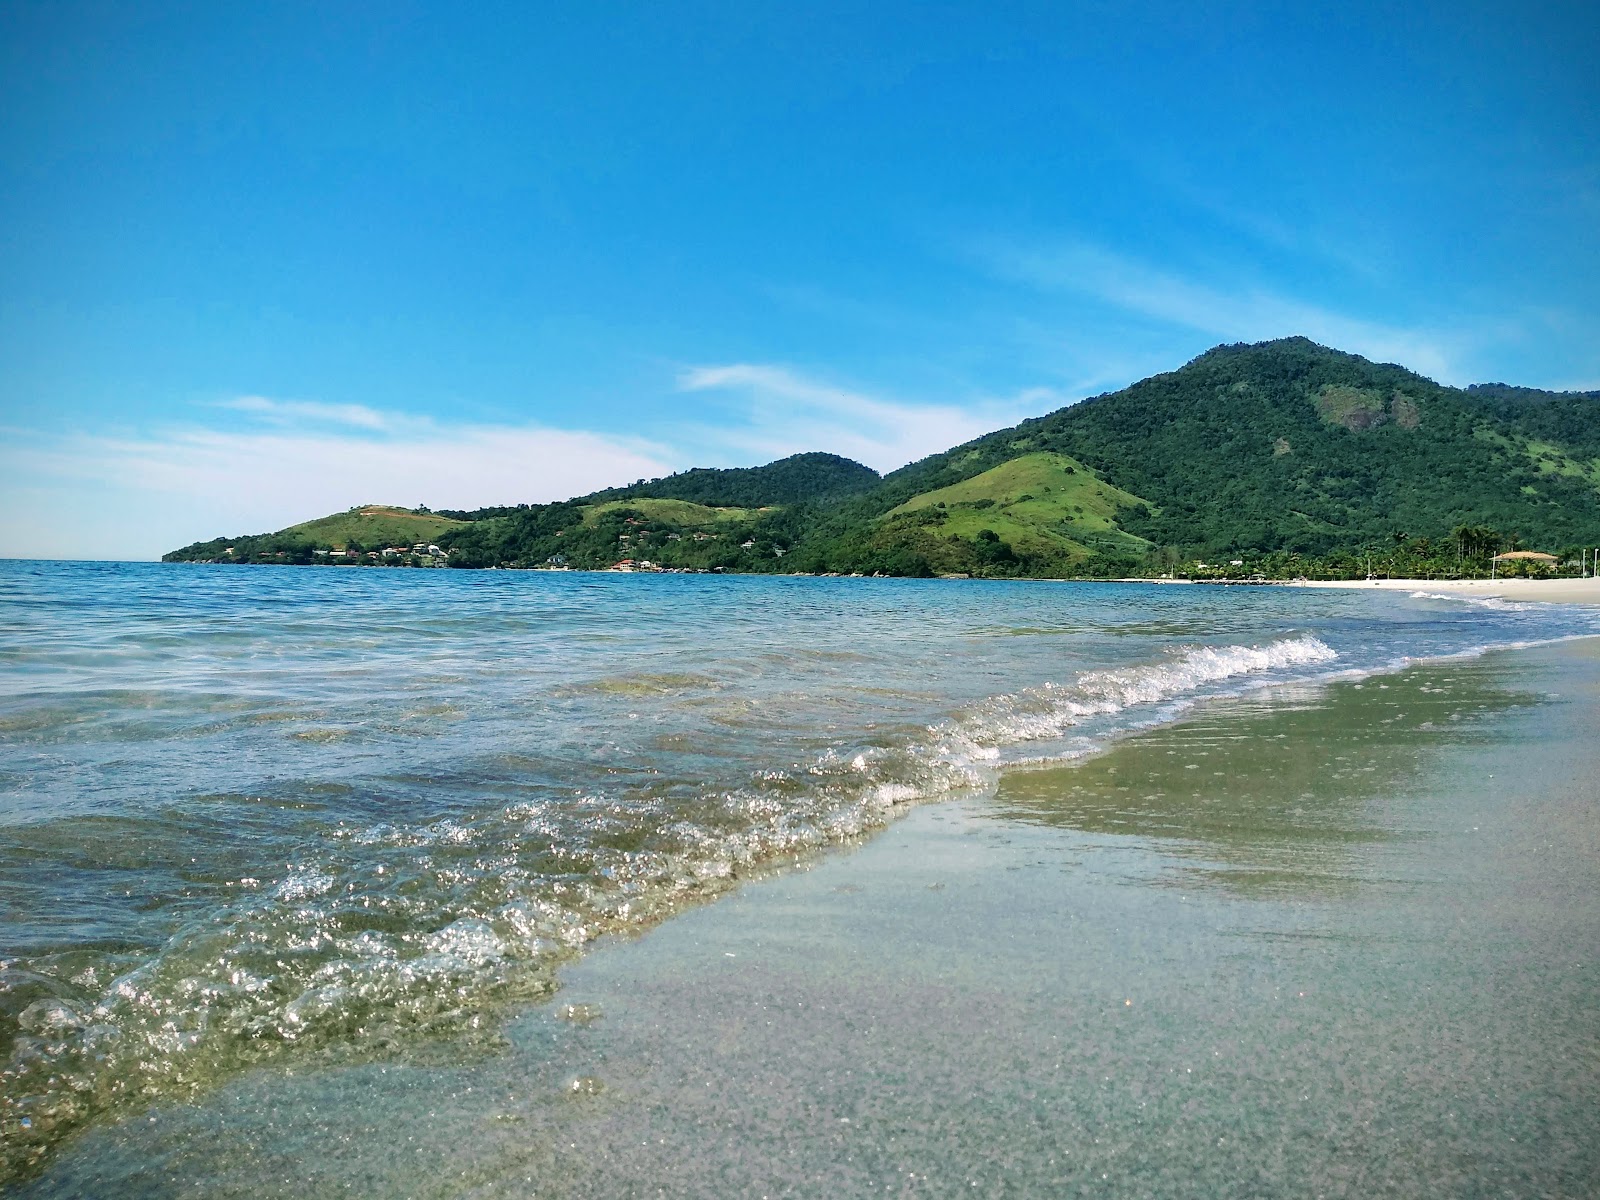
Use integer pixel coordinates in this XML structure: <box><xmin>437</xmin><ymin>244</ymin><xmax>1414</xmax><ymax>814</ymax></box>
<box><xmin>22</xmin><ymin>645</ymin><xmax>1600</xmax><ymax>1199</ymax></box>
<box><xmin>2</xmin><ymin>561</ymin><xmax>1597</xmax><ymax>1181</ymax></box>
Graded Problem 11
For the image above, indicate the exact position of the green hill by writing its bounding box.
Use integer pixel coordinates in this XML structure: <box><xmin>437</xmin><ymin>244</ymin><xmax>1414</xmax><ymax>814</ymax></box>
<box><xmin>583</xmin><ymin>451</ymin><xmax>880</xmax><ymax>508</ymax></box>
<box><xmin>283</xmin><ymin>505</ymin><xmax>466</xmax><ymax>547</ymax></box>
<box><xmin>164</xmin><ymin>339</ymin><xmax>1600</xmax><ymax>577</ymax></box>
<box><xmin>847</xmin><ymin>452</ymin><xmax>1153</xmax><ymax>576</ymax></box>
<box><xmin>779</xmin><ymin>338</ymin><xmax>1600</xmax><ymax>576</ymax></box>
<box><xmin>163</xmin><ymin>505</ymin><xmax>466</xmax><ymax>564</ymax></box>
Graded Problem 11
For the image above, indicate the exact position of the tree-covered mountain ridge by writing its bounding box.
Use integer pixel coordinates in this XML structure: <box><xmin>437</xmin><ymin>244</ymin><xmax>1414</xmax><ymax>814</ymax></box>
<box><xmin>165</xmin><ymin>338</ymin><xmax>1600</xmax><ymax>577</ymax></box>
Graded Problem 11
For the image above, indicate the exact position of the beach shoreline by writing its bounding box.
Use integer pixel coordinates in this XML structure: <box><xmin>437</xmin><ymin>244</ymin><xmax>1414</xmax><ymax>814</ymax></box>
<box><xmin>25</xmin><ymin>637</ymin><xmax>1600</xmax><ymax>1198</ymax></box>
<box><xmin>1288</xmin><ymin>575</ymin><xmax>1600</xmax><ymax>602</ymax></box>
<box><xmin>1101</xmin><ymin>575</ymin><xmax>1600</xmax><ymax>604</ymax></box>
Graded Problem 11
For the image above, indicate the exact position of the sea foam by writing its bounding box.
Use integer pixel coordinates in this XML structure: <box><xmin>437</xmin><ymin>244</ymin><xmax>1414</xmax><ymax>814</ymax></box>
<box><xmin>1408</xmin><ymin>589</ymin><xmax>1538</xmax><ymax>612</ymax></box>
<box><xmin>956</xmin><ymin>635</ymin><xmax>1338</xmax><ymax>750</ymax></box>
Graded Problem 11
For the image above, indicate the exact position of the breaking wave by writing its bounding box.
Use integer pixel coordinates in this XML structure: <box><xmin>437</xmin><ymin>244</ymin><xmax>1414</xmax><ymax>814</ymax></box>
<box><xmin>1408</xmin><ymin>590</ymin><xmax>1538</xmax><ymax>612</ymax></box>
<box><xmin>956</xmin><ymin>634</ymin><xmax>1338</xmax><ymax>749</ymax></box>
<box><xmin>2</xmin><ymin>636</ymin><xmax>1339</xmax><ymax>1179</ymax></box>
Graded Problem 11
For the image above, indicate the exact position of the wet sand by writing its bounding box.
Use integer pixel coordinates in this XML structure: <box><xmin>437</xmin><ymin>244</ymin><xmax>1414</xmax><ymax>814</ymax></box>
<box><xmin>1293</xmin><ymin>576</ymin><xmax>1600</xmax><ymax>603</ymax></box>
<box><xmin>21</xmin><ymin>641</ymin><xmax>1600</xmax><ymax>1198</ymax></box>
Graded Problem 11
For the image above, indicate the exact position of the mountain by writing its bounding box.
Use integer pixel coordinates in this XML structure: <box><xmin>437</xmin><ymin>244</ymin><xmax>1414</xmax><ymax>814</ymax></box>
<box><xmin>164</xmin><ymin>339</ymin><xmax>1600</xmax><ymax>577</ymax></box>
<box><xmin>789</xmin><ymin>337</ymin><xmax>1600</xmax><ymax>575</ymax></box>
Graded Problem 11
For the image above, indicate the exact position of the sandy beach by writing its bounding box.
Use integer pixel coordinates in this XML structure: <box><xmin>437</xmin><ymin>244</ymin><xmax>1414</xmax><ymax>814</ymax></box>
<box><xmin>26</xmin><ymin>637</ymin><xmax>1600</xmax><ymax>1198</ymax></box>
<box><xmin>1291</xmin><ymin>576</ymin><xmax>1600</xmax><ymax>603</ymax></box>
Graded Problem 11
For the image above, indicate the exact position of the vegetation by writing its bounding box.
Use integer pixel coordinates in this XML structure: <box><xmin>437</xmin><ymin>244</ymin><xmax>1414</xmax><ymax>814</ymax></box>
<box><xmin>163</xmin><ymin>506</ymin><xmax>466</xmax><ymax>565</ymax></box>
<box><xmin>165</xmin><ymin>339</ymin><xmax>1600</xmax><ymax>579</ymax></box>
<box><xmin>579</xmin><ymin>451</ymin><xmax>879</xmax><ymax>508</ymax></box>
<box><xmin>439</xmin><ymin>498</ymin><xmax>797</xmax><ymax>571</ymax></box>
<box><xmin>779</xmin><ymin>452</ymin><xmax>1153</xmax><ymax>578</ymax></box>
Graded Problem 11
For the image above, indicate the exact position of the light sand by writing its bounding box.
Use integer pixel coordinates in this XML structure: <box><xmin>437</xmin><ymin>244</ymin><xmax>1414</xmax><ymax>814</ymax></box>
<box><xmin>1291</xmin><ymin>575</ymin><xmax>1600</xmax><ymax>603</ymax></box>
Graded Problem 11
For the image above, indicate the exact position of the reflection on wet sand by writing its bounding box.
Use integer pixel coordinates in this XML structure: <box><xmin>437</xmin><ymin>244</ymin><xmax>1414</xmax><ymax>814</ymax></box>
<box><xmin>989</xmin><ymin>661</ymin><xmax>1531</xmax><ymax>896</ymax></box>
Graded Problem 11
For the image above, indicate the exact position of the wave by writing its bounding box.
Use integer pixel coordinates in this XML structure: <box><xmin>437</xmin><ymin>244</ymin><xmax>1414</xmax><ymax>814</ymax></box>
<box><xmin>958</xmin><ymin>635</ymin><xmax>1337</xmax><ymax>749</ymax></box>
<box><xmin>0</xmin><ymin>636</ymin><xmax>1340</xmax><ymax>1180</ymax></box>
<box><xmin>1407</xmin><ymin>590</ymin><xmax>1538</xmax><ymax>612</ymax></box>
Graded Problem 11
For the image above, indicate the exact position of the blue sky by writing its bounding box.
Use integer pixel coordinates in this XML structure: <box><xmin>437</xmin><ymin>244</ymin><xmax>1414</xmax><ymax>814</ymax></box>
<box><xmin>2</xmin><ymin>1</ymin><xmax>1596</xmax><ymax>559</ymax></box>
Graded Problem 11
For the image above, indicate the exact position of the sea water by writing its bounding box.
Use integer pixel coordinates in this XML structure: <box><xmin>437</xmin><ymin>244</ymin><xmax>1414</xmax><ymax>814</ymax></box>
<box><xmin>2</xmin><ymin>561</ymin><xmax>1597</xmax><ymax>1182</ymax></box>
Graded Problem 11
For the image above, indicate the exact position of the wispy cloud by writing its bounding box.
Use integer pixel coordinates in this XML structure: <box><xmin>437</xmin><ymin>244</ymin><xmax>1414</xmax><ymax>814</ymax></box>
<box><xmin>677</xmin><ymin>363</ymin><xmax>1043</xmax><ymax>472</ymax></box>
<box><xmin>976</xmin><ymin>238</ymin><xmax>1468</xmax><ymax>383</ymax></box>
<box><xmin>4</xmin><ymin>366</ymin><xmax>1072</xmax><ymax>560</ymax></box>
<box><xmin>0</xmin><ymin>405</ymin><xmax>679</xmax><ymax>561</ymax></box>
<box><xmin>213</xmin><ymin>395</ymin><xmax>398</xmax><ymax>431</ymax></box>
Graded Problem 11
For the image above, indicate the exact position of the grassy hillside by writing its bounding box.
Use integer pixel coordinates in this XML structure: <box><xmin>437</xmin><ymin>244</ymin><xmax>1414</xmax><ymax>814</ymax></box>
<box><xmin>163</xmin><ymin>505</ymin><xmax>465</xmax><ymax>563</ymax></box>
<box><xmin>283</xmin><ymin>506</ymin><xmax>466</xmax><ymax>547</ymax></box>
<box><xmin>871</xmin><ymin>452</ymin><xmax>1151</xmax><ymax>572</ymax></box>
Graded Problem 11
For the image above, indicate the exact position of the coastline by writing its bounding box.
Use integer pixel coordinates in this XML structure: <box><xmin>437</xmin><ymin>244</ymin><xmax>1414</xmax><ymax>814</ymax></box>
<box><xmin>144</xmin><ymin>560</ymin><xmax>1600</xmax><ymax>607</ymax></box>
<box><xmin>26</xmin><ymin>637</ymin><xmax>1600</xmax><ymax>1198</ymax></box>
<box><xmin>1290</xmin><ymin>575</ymin><xmax>1600</xmax><ymax>603</ymax></box>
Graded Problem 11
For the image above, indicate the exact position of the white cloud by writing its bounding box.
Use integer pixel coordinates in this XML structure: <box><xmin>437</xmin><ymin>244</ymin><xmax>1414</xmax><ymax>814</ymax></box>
<box><xmin>0</xmin><ymin>409</ymin><xmax>679</xmax><ymax>561</ymax></box>
<box><xmin>214</xmin><ymin>395</ymin><xmax>397</xmax><ymax>431</ymax></box>
<box><xmin>2</xmin><ymin>367</ymin><xmax>1067</xmax><ymax>560</ymax></box>
<box><xmin>677</xmin><ymin>363</ymin><xmax>1041</xmax><ymax>473</ymax></box>
<box><xmin>978</xmin><ymin>238</ymin><xmax>1467</xmax><ymax>383</ymax></box>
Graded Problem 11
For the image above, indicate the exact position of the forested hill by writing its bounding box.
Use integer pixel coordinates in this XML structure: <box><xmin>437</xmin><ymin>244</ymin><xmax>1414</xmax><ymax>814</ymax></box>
<box><xmin>583</xmin><ymin>451</ymin><xmax>880</xmax><ymax>508</ymax></box>
<box><xmin>165</xmin><ymin>339</ymin><xmax>1600</xmax><ymax>577</ymax></box>
<box><xmin>796</xmin><ymin>337</ymin><xmax>1600</xmax><ymax>572</ymax></box>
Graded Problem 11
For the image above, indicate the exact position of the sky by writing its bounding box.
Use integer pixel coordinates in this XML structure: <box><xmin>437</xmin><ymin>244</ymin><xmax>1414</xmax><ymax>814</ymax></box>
<box><xmin>1</xmin><ymin>0</ymin><xmax>1597</xmax><ymax>559</ymax></box>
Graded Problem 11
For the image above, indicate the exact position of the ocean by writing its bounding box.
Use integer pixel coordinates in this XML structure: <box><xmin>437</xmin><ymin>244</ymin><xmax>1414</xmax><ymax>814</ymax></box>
<box><xmin>3</xmin><ymin>561</ymin><xmax>1598</xmax><ymax>1189</ymax></box>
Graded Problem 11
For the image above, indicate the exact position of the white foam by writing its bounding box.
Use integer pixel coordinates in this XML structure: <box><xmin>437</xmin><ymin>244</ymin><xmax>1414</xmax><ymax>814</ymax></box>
<box><xmin>274</xmin><ymin>866</ymin><xmax>336</xmax><ymax>902</ymax></box>
<box><xmin>1407</xmin><ymin>590</ymin><xmax>1537</xmax><ymax>612</ymax></box>
<box><xmin>957</xmin><ymin>635</ymin><xmax>1339</xmax><ymax>750</ymax></box>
